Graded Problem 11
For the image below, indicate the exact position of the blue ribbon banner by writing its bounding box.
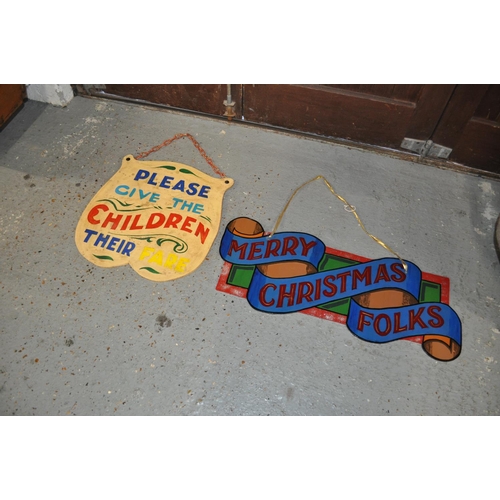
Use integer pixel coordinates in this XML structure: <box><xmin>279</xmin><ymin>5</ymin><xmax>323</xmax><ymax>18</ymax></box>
<box><xmin>219</xmin><ymin>219</ymin><xmax>462</xmax><ymax>361</ymax></box>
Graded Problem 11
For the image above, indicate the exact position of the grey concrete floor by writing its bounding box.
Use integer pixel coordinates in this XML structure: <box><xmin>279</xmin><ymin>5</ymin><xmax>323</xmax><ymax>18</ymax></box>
<box><xmin>1</xmin><ymin>96</ymin><xmax>499</xmax><ymax>416</ymax></box>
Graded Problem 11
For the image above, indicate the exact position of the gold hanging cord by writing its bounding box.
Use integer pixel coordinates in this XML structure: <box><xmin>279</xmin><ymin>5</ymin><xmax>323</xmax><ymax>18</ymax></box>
<box><xmin>268</xmin><ymin>175</ymin><xmax>408</xmax><ymax>274</ymax></box>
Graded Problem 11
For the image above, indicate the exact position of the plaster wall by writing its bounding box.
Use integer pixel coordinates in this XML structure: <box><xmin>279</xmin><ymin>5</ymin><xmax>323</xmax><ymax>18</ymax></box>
<box><xmin>26</xmin><ymin>84</ymin><xmax>74</xmax><ymax>107</ymax></box>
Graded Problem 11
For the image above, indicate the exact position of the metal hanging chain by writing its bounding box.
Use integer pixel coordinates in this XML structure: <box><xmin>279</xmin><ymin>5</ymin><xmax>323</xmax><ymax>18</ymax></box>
<box><xmin>134</xmin><ymin>132</ymin><xmax>227</xmax><ymax>178</ymax></box>
<box><xmin>268</xmin><ymin>175</ymin><xmax>408</xmax><ymax>273</ymax></box>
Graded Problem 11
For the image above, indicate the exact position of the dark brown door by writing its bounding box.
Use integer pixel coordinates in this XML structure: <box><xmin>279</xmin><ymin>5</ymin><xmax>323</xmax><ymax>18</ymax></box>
<box><xmin>79</xmin><ymin>84</ymin><xmax>242</xmax><ymax>119</ymax></box>
<box><xmin>77</xmin><ymin>84</ymin><xmax>500</xmax><ymax>175</ymax></box>
<box><xmin>241</xmin><ymin>84</ymin><xmax>455</xmax><ymax>150</ymax></box>
<box><xmin>240</xmin><ymin>84</ymin><xmax>500</xmax><ymax>175</ymax></box>
<box><xmin>429</xmin><ymin>85</ymin><xmax>500</xmax><ymax>174</ymax></box>
<box><xmin>0</xmin><ymin>84</ymin><xmax>26</xmax><ymax>129</ymax></box>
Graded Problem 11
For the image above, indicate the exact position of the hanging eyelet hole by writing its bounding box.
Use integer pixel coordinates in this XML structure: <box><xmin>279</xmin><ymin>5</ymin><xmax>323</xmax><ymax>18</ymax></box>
<box><xmin>126</xmin><ymin>157</ymin><xmax>131</xmax><ymax>161</ymax></box>
<box><xmin>225</xmin><ymin>179</ymin><xmax>230</xmax><ymax>184</ymax></box>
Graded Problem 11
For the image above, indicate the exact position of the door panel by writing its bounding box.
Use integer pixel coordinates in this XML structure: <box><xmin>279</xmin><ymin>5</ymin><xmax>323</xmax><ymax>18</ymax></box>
<box><xmin>430</xmin><ymin>85</ymin><xmax>489</xmax><ymax>148</ymax></box>
<box><xmin>242</xmin><ymin>84</ymin><xmax>455</xmax><ymax>149</ymax></box>
<box><xmin>325</xmin><ymin>84</ymin><xmax>423</xmax><ymax>102</ymax></box>
<box><xmin>450</xmin><ymin>118</ymin><xmax>500</xmax><ymax>172</ymax></box>
<box><xmin>403</xmin><ymin>85</ymin><xmax>456</xmax><ymax>139</ymax></box>
<box><xmin>431</xmin><ymin>84</ymin><xmax>500</xmax><ymax>173</ymax></box>
<box><xmin>80</xmin><ymin>84</ymin><xmax>242</xmax><ymax>118</ymax></box>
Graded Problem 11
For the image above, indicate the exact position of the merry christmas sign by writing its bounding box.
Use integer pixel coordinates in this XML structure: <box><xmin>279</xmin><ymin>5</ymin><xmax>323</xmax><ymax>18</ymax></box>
<box><xmin>218</xmin><ymin>217</ymin><xmax>462</xmax><ymax>362</ymax></box>
<box><xmin>75</xmin><ymin>154</ymin><xmax>234</xmax><ymax>281</ymax></box>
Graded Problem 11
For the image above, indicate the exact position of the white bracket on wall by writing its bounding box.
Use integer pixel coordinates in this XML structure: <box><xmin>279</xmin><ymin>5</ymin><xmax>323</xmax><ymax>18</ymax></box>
<box><xmin>400</xmin><ymin>138</ymin><xmax>452</xmax><ymax>159</ymax></box>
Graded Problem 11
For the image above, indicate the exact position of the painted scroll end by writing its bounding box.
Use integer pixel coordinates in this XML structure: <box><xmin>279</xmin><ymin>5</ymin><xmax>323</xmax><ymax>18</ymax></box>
<box><xmin>422</xmin><ymin>335</ymin><xmax>461</xmax><ymax>362</ymax></box>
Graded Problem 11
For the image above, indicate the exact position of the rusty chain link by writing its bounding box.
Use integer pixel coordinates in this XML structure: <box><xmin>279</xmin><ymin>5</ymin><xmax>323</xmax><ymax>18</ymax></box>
<box><xmin>134</xmin><ymin>133</ymin><xmax>226</xmax><ymax>178</ymax></box>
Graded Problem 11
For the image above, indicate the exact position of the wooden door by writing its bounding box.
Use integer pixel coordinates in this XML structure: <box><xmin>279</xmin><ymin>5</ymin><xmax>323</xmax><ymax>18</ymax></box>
<box><xmin>76</xmin><ymin>84</ymin><xmax>500</xmax><ymax>175</ymax></box>
<box><xmin>241</xmin><ymin>84</ymin><xmax>456</xmax><ymax>150</ymax></box>
<box><xmin>78</xmin><ymin>84</ymin><xmax>242</xmax><ymax>119</ymax></box>
<box><xmin>0</xmin><ymin>84</ymin><xmax>26</xmax><ymax>129</ymax></box>
<box><xmin>241</xmin><ymin>84</ymin><xmax>500</xmax><ymax>175</ymax></box>
<box><xmin>429</xmin><ymin>84</ymin><xmax>500</xmax><ymax>174</ymax></box>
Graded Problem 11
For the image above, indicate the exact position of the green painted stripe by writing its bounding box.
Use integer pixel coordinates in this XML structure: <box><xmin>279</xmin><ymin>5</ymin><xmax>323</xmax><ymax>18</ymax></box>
<box><xmin>140</xmin><ymin>267</ymin><xmax>161</xmax><ymax>274</ymax></box>
<box><xmin>93</xmin><ymin>254</ymin><xmax>114</xmax><ymax>261</ymax></box>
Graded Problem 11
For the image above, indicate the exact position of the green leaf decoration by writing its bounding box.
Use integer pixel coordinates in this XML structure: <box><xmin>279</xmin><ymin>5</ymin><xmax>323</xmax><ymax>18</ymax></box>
<box><xmin>97</xmin><ymin>198</ymin><xmax>133</xmax><ymax>207</ymax></box>
<box><xmin>131</xmin><ymin>235</ymin><xmax>155</xmax><ymax>243</ymax></box>
<box><xmin>200</xmin><ymin>215</ymin><xmax>212</xmax><ymax>223</ymax></box>
<box><xmin>156</xmin><ymin>165</ymin><xmax>176</xmax><ymax>170</ymax></box>
<box><xmin>156</xmin><ymin>237</ymin><xmax>188</xmax><ymax>253</ymax></box>
<box><xmin>97</xmin><ymin>198</ymin><xmax>150</xmax><ymax>212</ymax></box>
<box><xmin>127</xmin><ymin>234</ymin><xmax>188</xmax><ymax>253</ymax></box>
<box><xmin>93</xmin><ymin>254</ymin><xmax>114</xmax><ymax>261</ymax></box>
<box><xmin>140</xmin><ymin>267</ymin><xmax>161</xmax><ymax>274</ymax></box>
<box><xmin>179</xmin><ymin>168</ymin><xmax>199</xmax><ymax>177</ymax></box>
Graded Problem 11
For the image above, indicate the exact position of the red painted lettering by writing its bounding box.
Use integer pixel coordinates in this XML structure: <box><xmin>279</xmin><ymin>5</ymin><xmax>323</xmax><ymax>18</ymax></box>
<box><xmin>102</xmin><ymin>211</ymin><xmax>123</xmax><ymax>230</ymax></box>
<box><xmin>357</xmin><ymin>310</ymin><xmax>374</xmax><ymax>332</ymax></box>
<box><xmin>314</xmin><ymin>278</ymin><xmax>322</xmax><ymax>301</ymax></box>
<box><xmin>409</xmin><ymin>307</ymin><xmax>428</xmax><ymax>330</ymax></box>
<box><xmin>393</xmin><ymin>312</ymin><xmax>408</xmax><ymax>333</ymax></box>
<box><xmin>299</xmin><ymin>237</ymin><xmax>317</xmax><ymax>257</ymax></box>
<box><xmin>428</xmin><ymin>305</ymin><xmax>445</xmax><ymax>328</ymax></box>
<box><xmin>181</xmin><ymin>216</ymin><xmax>197</xmax><ymax>233</ymax></box>
<box><xmin>374</xmin><ymin>264</ymin><xmax>390</xmax><ymax>284</ymax></box>
<box><xmin>390</xmin><ymin>262</ymin><xmax>406</xmax><ymax>282</ymax></box>
<box><xmin>248</xmin><ymin>241</ymin><xmax>264</xmax><ymax>260</ymax></box>
<box><xmin>352</xmin><ymin>266</ymin><xmax>372</xmax><ymax>290</ymax></box>
<box><xmin>87</xmin><ymin>204</ymin><xmax>109</xmax><ymax>224</ymax></box>
<box><xmin>282</xmin><ymin>237</ymin><xmax>299</xmax><ymax>257</ymax></box>
<box><xmin>259</xmin><ymin>283</ymin><xmax>276</xmax><ymax>307</ymax></box>
<box><xmin>323</xmin><ymin>275</ymin><xmax>337</xmax><ymax>297</ymax></box>
<box><xmin>374</xmin><ymin>313</ymin><xmax>391</xmax><ymax>336</ymax></box>
<box><xmin>194</xmin><ymin>223</ymin><xmax>209</xmax><ymax>245</ymax></box>
<box><xmin>264</xmin><ymin>239</ymin><xmax>281</xmax><ymax>259</ymax></box>
<box><xmin>121</xmin><ymin>214</ymin><xmax>132</xmax><ymax>230</ymax></box>
<box><xmin>228</xmin><ymin>240</ymin><xmax>248</xmax><ymax>259</ymax></box>
<box><xmin>336</xmin><ymin>271</ymin><xmax>351</xmax><ymax>293</ymax></box>
<box><xmin>277</xmin><ymin>283</ymin><xmax>296</xmax><ymax>308</ymax></box>
<box><xmin>164</xmin><ymin>213</ymin><xmax>183</xmax><ymax>229</ymax></box>
<box><xmin>130</xmin><ymin>214</ymin><xmax>144</xmax><ymax>230</ymax></box>
<box><xmin>146</xmin><ymin>213</ymin><xmax>166</xmax><ymax>229</ymax></box>
<box><xmin>296</xmin><ymin>281</ymin><xmax>314</xmax><ymax>306</ymax></box>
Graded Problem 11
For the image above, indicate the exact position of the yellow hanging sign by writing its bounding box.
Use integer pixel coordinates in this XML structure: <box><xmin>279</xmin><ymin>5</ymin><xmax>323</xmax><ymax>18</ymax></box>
<box><xmin>75</xmin><ymin>154</ymin><xmax>234</xmax><ymax>281</ymax></box>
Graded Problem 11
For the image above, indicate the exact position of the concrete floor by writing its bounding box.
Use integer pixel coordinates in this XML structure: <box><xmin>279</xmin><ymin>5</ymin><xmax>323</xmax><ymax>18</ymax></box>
<box><xmin>1</xmin><ymin>96</ymin><xmax>499</xmax><ymax>416</ymax></box>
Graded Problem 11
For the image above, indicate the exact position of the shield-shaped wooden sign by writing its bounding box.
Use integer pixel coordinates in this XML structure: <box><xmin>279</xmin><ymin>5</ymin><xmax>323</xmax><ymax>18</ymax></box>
<box><xmin>75</xmin><ymin>154</ymin><xmax>234</xmax><ymax>281</ymax></box>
